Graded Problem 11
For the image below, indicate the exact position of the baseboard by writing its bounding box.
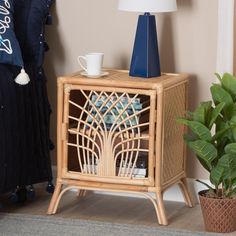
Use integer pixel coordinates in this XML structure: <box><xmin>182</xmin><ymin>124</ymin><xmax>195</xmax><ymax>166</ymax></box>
<box><xmin>94</xmin><ymin>178</ymin><xmax>211</xmax><ymax>204</ymax></box>
<box><xmin>162</xmin><ymin>178</ymin><xmax>210</xmax><ymax>203</ymax></box>
<box><xmin>51</xmin><ymin>166</ymin><xmax>210</xmax><ymax>204</ymax></box>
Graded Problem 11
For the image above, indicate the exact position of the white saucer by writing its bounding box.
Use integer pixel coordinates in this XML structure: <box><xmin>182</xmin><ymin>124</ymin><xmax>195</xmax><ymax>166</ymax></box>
<box><xmin>80</xmin><ymin>71</ymin><xmax>109</xmax><ymax>78</ymax></box>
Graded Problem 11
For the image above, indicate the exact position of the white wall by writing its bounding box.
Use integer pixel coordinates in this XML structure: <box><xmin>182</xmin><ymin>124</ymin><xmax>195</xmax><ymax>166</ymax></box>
<box><xmin>44</xmin><ymin>0</ymin><xmax>218</xmax><ymax>179</ymax></box>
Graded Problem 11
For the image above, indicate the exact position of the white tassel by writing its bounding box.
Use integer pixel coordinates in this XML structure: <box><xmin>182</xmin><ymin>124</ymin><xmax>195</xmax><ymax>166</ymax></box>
<box><xmin>15</xmin><ymin>69</ymin><xmax>30</xmax><ymax>85</ymax></box>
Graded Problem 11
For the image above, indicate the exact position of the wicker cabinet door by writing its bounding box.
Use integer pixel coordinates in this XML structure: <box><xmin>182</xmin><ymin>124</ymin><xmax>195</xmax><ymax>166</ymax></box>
<box><xmin>62</xmin><ymin>84</ymin><xmax>156</xmax><ymax>187</ymax></box>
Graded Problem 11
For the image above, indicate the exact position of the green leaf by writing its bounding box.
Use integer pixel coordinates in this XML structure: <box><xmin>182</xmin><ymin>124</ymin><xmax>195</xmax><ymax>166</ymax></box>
<box><xmin>230</xmin><ymin>116</ymin><xmax>236</xmax><ymax>142</ymax></box>
<box><xmin>215</xmin><ymin>116</ymin><xmax>236</xmax><ymax>143</ymax></box>
<box><xmin>232</xmin><ymin>178</ymin><xmax>236</xmax><ymax>187</ymax></box>
<box><xmin>214</xmin><ymin>117</ymin><xmax>234</xmax><ymax>154</ymax></box>
<box><xmin>230</xmin><ymin>115</ymin><xmax>236</xmax><ymax>124</ymax></box>
<box><xmin>221</xmin><ymin>73</ymin><xmax>236</xmax><ymax>102</ymax></box>
<box><xmin>210</xmin><ymin>154</ymin><xmax>236</xmax><ymax>187</ymax></box>
<box><xmin>208</xmin><ymin>102</ymin><xmax>225</xmax><ymax>129</ymax></box>
<box><xmin>221</xmin><ymin>155</ymin><xmax>236</xmax><ymax>180</ymax></box>
<box><xmin>183</xmin><ymin>134</ymin><xmax>196</xmax><ymax>143</ymax></box>
<box><xmin>225</xmin><ymin>143</ymin><xmax>236</xmax><ymax>155</ymax></box>
<box><xmin>210</xmin><ymin>84</ymin><xmax>233</xmax><ymax>105</ymax></box>
<box><xmin>196</xmin><ymin>179</ymin><xmax>215</xmax><ymax>191</ymax></box>
<box><xmin>188</xmin><ymin>140</ymin><xmax>217</xmax><ymax>170</ymax></box>
<box><xmin>215</xmin><ymin>73</ymin><xmax>222</xmax><ymax>83</ymax></box>
<box><xmin>177</xmin><ymin>119</ymin><xmax>212</xmax><ymax>142</ymax></box>
<box><xmin>210</xmin><ymin>164</ymin><xmax>225</xmax><ymax>186</ymax></box>
<box><xmin>193</xmin><ymin>104</ymin><xmax>205</xmax><ymax>124</ymax></box>
<box><xmin>215</xmin><ymin>137</ymin><xmax>228</xmax><ymax>160</ymax></box>
<box><xmin>193</xmin><ymin>101</ymin><xmax>212</xmax><ymax>126</ymax></box>
<box><xmin>197</xmin><ymin>156</ymin><xmax>212</xmax><ymax>172</ymax></box>
<box><xmin>212</xmin><ymin>125</ymin><xmax>234</xmax><ymax>141</ymax></box>
<box><xmin>196</xmin><ymin>155</ymin><xmax>212</xmax><ymax>173</ymax></box>
<box><xmin>210</xmin><ymin>84</ymin><xmax>234</xmax><ymax>120</ymax></box>
<box><xmin>227</xmin><ymin>187</ymin><xmax>236</xmax><ymax>198</ymax></box>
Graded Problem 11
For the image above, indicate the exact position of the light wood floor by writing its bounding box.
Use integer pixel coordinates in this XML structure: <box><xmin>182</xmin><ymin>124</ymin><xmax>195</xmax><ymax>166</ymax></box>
<box><xmin>2</xmin><ymin>184</ymin><xmax>236</xmax><ymax>235</ymax></box>
<box><xmin>0</xmin><ymin>184</ymin><xmax>208</xmax><ymax>232</ymax></box>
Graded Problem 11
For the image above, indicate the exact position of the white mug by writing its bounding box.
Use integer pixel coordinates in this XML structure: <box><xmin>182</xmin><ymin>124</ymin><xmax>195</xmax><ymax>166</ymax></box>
<box><xmin>77</xmin><ymin>53</ymin><xmax>104</xmax><ymax>76</ymax></box>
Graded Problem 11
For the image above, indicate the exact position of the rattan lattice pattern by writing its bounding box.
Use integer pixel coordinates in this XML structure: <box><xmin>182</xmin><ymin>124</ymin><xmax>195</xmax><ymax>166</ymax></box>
<box><xmin>162</xmin><ymin>84</ymin><xmax>186</xmax><ymax>184</ymax></box>
<box><xmin>67</xmin><ymin>89</ymin><xmax>153</xmax><ymax>180</ymax></box>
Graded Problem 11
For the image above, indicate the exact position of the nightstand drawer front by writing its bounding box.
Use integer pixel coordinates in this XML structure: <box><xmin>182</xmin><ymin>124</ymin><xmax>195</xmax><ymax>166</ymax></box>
<box><xmin>62</xmin><ymin>84</ymin><xmax>156</xmax><ymax>186</ymax></box>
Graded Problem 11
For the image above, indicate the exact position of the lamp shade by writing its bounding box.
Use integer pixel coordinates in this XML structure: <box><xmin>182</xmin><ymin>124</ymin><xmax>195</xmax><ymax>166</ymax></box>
<box><xmin>118</xmin><ymin>0</ymin><xmax>177</xmax><ymax>13</ymax></box>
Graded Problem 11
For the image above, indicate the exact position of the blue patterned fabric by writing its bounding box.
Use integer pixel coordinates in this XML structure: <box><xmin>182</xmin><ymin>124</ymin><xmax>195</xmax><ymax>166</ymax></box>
<box><xmin>0</xmin><ymin>0</ymin><xmax>23</xmax><ymax>67</ymax></box>
<box><xmin>14</xmin><ymin>0</ymin><xmax>53</xmax><ymax>68</ymax></box>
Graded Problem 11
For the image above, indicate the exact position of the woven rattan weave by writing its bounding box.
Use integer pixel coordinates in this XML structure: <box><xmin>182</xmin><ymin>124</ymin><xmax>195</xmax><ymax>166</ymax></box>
<box><xmin>47</xmin><ymin>69</ymin><xmax>193</xmax><ymax>225</ymax></box>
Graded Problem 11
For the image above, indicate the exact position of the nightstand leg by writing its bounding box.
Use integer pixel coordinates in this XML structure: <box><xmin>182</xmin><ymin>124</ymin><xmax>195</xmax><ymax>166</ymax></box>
<box><xmin>178</xmin><ymin>177</ymin><xmax>194</xmax><ymax>207</ymax></box>
<box><xmin>156</xmin><ymin>190</ymin><xmax>168</xmax><ymax>225</ymax></box>
<box><xmin>47</xmin><ymin>182</ymin><xmax>63</xmax><ymax>214</ymax></box>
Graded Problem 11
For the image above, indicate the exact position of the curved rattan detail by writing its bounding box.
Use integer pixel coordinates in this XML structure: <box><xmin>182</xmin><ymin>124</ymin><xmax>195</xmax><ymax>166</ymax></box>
<box><xmin>51</xmin><ymin>185</ymin><xmax>162</xmax><ymax>223</ymax></box>
<box><xmin>67</xmin><ymin>89</ymin><xmax>151</xmax><ymax>179</ymax></box>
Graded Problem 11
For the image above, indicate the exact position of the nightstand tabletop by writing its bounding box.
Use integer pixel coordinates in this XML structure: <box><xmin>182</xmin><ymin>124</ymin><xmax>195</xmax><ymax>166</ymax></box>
<box><xmin>58</xmin><ymin>69</ymin><xmax>188</xmax><ymax>90</ymax></box>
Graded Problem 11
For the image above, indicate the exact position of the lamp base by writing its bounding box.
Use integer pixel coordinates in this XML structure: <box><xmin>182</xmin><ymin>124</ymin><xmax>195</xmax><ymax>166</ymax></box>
<box><xmin>129</xmin><ymin>13</ymin><xmax>160</xmax><ymax>78</ymax></box>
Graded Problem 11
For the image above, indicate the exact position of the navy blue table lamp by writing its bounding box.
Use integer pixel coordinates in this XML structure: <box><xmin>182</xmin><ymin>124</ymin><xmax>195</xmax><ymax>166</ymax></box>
<box><xmin>118</xmin><ymin>0</ymin><xmax>177</xmax><ymax>78</ymax></box>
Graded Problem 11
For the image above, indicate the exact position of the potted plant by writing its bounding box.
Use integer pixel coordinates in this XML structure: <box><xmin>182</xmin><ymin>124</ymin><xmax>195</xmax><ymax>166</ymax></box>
<box><xmin>178</xmin><ymin>73</ymin><xmax>236</xmax><ymax>233</ymax></box>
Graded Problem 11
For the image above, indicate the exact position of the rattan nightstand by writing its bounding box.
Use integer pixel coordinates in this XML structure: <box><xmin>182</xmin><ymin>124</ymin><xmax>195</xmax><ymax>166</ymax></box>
<box><xmin>47</xmin><ymin>69</ymin><xmax>193</xmax><ymax>225</ymax></box>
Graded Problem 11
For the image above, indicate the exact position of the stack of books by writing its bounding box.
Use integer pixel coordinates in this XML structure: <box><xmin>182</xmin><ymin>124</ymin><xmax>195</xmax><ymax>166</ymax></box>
<box><xmin>116</xmin><ymin>155</ymin><xmax>148</xmax><ymax>178</ymax></box>
<box><xmin>87</xmin><ymin>95</ymin><xmax>147</xmax><ymax>130</ymax></box>
<box><xmin>83</xmin><ymin>155</ymin><xmax>148</xmax><ymax>178</ymax></box>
